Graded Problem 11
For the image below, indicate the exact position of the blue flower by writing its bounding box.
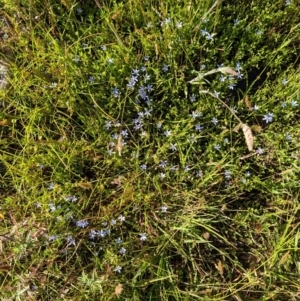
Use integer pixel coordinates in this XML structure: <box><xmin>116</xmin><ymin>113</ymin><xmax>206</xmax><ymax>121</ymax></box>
<box><xmin>195</xmin><ymin>124</ymin><xmax>203</xmax><ymax>132</ymax></box>
<box><xmin>48</xmin><ymin>182</ymin><xmax>55</xmax><ymax>190</ymax></box>
<box><xmin>262</xmin><ymin>113</ymin><xmax>274</xmax><ymax>123</ymax></box>
<box><xmin>170</xmin><ymin>143</ymin><xmax>177</xmax><ymax>151</ymax></box>
<box><xmin>211</xmin><ymin>118</ymin><xmax>218</xmax><ymax>125</ymax></box>
<box><xmin>116</xmin><ymin>237</ymin><xmax>123</xmax><ymax>244</ymax></box>
<box><xmin>162</xmin><ymin>64</ymin><xmax>169</xmax><ymax>72</ymax></box>
<box><xmin>161</xmin><ymin>206</ymin><xmax>168</xmax><ymax>213</ymax></box>
<box><xmin>190</xmin><ymin>94</ymin><xmax>196</xmax><ymax>102</ymax></box>
<box><xmin>140</xmin><ymin>164</ymin><xmax>147</xmax><ymax>171</ymax></box>
<box><xmin>213</xmin><ymin>90</ymin><xmax>220</xmax><ymax>97</ymax></box>
<box><xmin>120</xmin><ymin>247</ymin><xmax>126</xmax><ymax>255</ymax></box>
<box><xmin>66</xmin><ymin>236</ymin><xmax>76</xmax><ymax>247</ymax></box>
<box><xmin>224</xmin><ymin>170</ymin><xmax>231</xmax><ymax>179</ymax></box>
<box><xmin>282</xmin><ymin>78</ymin><xmax>288</xmax><ymax>85</ymax></box>
<box><xmin>139</xmin><ymin>233</ymin><xmax>147</xmax><ymax>241</ymax></box>
<box><xmin>159</xmin><ymin>160</ymin><xmax>168</xmax><ymax>168</ymax></box>
<box><xmin>214</xmin><ymin>144</ymin><xmax>221</xmax><ymax>150</ymax></box>
<box><xmin>164</xmin><ymin>130</ymin><xmax>171</xmax><ymax>137</ymax></box>
<box><xmin>291</xmin><ymin>100</ymin><xmax>298</xmax><ymax>107</ymax></box>
<box><xmin>159</xmin><ymin>173</ymin><xmax>166</xmax><ymax>179</ymax></box>
<box><xmin>107</xmin><ymin>58</ymin><xmax>114</xmax><ymax>64</ymax></box>
<box><xmin>118</xmin><ymin>215</ymin><xmax>125</xmax><ymax>222</ymax></box>
<box><xmin>285</xmin><ymin>134</ymin><xmax>292</xmax><ymax>141</ymax></box>
<box><xmin>114</xmin><ymin>266</ymin><xmax>122</xmax><ymax>273</ymax></box>
<box><xmin>76</xmin><ymin>220</ymin><xmax>89</xmax><ymax>228</ymax></box>
<box><xmin>112</xmin><ymin>87</ymin><xmax>121</xmax><ymax>98</ymax></box>
<box><xmin>256</xmin><ymin>147</ymin><xmax>264</xmax><ymax>155</ymax></box>
<box><xmin>176</xmin><ymin>21</ymin><xmax>183</xmax><ymax>29</ymax></box>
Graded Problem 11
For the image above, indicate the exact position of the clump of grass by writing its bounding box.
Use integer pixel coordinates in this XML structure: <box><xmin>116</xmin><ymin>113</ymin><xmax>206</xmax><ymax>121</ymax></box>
<box><xmin>1</xmin><ymin>0</ymin><xmax>300</xmax><ymax>300</ymax></box>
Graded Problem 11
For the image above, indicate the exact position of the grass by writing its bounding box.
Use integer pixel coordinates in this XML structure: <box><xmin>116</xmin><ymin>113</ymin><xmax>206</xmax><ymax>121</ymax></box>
<box><xmin>0</xmin><ymin>0</ymin><xmax>300</xmax><ymax>300</ymax></box>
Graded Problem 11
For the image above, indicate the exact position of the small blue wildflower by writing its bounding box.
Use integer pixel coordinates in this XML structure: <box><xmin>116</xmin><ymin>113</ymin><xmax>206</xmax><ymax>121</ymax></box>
<box><xmin>200</xmin><ymin>64</ymin><xmax>206</xmax><ymax>70</ymax></box>
<box><xmin>224</xmin><ymin>170</ymin><xmax>231</xmax><ymax>179</ymax></box>
<box><xmin>212</xmin><ymin>118</ymin><xmax>218</xmax><ymax>125</ymax></box>
<box><xmin>146</xmin><ymin>22</ymin><xmax>152</xmax><ymax>28</ymax></box>
<box><xmin>205</xmin><ymin>33</ymin><xmax>214</xmax><ymax>41</ymax></box>
<box><xmin>285</xmin><ymin>134</ymin><xmax>292</xmax><ymax>141</ymax></box>
<box><xmin>144</xmin><ymin>109</ymin><xmax>152</xmax><ymax>117</ymax></box>
<box><xmin>139</xmin><ymin>233</ymin><xmax>147</xmax><ymax>241</ymax></box>
<box><xmin>144</xmin><ymin>56</ymin><xmax>149</xmax><ymax>61</ymax></box>
<box><xmin>285</xmin><ymin>0</ymin><xmax>291</xmax><ymax>5</ymax></box>
<box><xmin>114</xmin><ymin>266</ymin><xmax>122</xmax><ymax>273</ymax></box>
<box><xmin>140</xmin><ymin>164</ymin><xmax>147</xmax><ymax>171</ymax></box>
<box><xmin>245</xmin><ymin>171</ymin><xmax>251</xmax><ymax>177</ymax></box>
<box><xmin>237</xmin><ymin>72</ymin><xmax>244</xmax><ymax>79</ymax></box>
<box><xmin>82</xmin><ymin>43</ymin><xmax>88</xmax><ymax>48</ymax></box>
<box><xmin>253</xmin><ymin>105</ymin><xmax>259</xmax><ymax>111</ymax></box>
<box><xmin>49</xmin><ymin>203</ymin><xmax>56</xmax><ymax>212</ymax></box>
<box><xmin>112</xmin><ymin>87</ymin><xmax>121</xmax><ymax>98</ymax></box>
<box><xmin>48</xmin><ymin>182</ymin><xmax>55</xmax><ymax>190</ymax></box>
<box><xmin>143</xmin><ymin>74</ymin><xmax>151</xmax><ymax>81</ymax></box>
<box><xmin>132</xmin><ymin>68</ymin><xmax>139</xmax><ymax>76</ymax></box>
<box><xmin>120</xmin><ymin>247</ymin><xmax>126</xmax><ymax>255</ymax></box>
<box><xmin>104</xmin><ymin>120</ymin><xmax>112</xmax><ymax>130</ymax></box>
<box><xmin>262</xmin><ymin>113</ymin><xmax>274</xmax><ymax>123</ymax></box>
<box><xmin>116</xmin><ymin>237</ymin><xmax>123</xmax><ymax>244</ymax></box>
<box><xmin>170</xmin><ymin>143</ymin><xmax>177</xmax><ymax>151</ymax></box>
<box><xmin>184</xmin><ymin>166</ymin><xmax>190</xmax><ymax>172</ymax></box>
<box><xmin>111</xmin><ymin>219</ymin><xmax>117</xmax><ymax>226</ymax></box>
<box><xmin>127</xmin><ymin>76</ymin><xmax>139</xmax><ymax>88</ymax></box>
<box><xmin>196</xmin><ymin>170</ymin><xmax>203</xmax><ymax>177</ymax></box>
<box><xmin>201</xmin><ymin>28</ymin><xmax>209</xmax><ymax>36</ymax></box>
<box><xmin>229</xmin><ymin>83</ymin><xmax>236</xmax><ymax>90</ymax></box>
<box><xmin>160</xmin><ymin>173</ymin><xmax>166</xmax><ymax>179</ymax></box>
<box><xmin>112</xmin><ymin>133</ymin><xmax>119</xmax><ymax>140</ymax></box>
<box><xmin>164</xmin><ymin>130</ymin><xmax>171</xmax><ymax>137</ymax></box>
<box><xmin>256</xmin><ymin>147</ymin><xmax>264</xmax><ymax>155</ymax></box>
<box><xmin>35</xmin><ymin>162</ymin><xmax>44</xmax><ymax>170</ymax></box>
<box><xmin>76</xmin><ymin>220</ymin><xmax>89</xmax><ymax>228</ymax></box>
<box><xmin>190</xmin><ymin>111</ymin><xmax>202</xmax><ymax>119</ymax></box>
<box><xmin>190</xmin><ymin>94</ymin><xmax>196</xmax><ymax>102</ymax></box>
<box><xmin>233</xmin><ymin>19</ymin><xmax>239</xmax><ymax>25</ymax></box>
<box><xmin>77</xmin><ymin>8</ymin><xmax>83</xmax><ymax>14</ymax></box>
<box><xmin>107</xmin><ymin>58</ymin><xmax>114</xmax><ymax>64</ymax></box>
<box><xmin>49</xmin><ymin>235</ymin><xmax>59</xmax><ymax>242</ymax></box>
<box><xmin>282</xmin><ymin>78</ymin><xmax>288</xmax><ymax>85</ymax></box>
<box><xmin>118</xmin><ymin>215</ymin><xmax>125</xmax><ymax>222</ymax></box>
<box><xmin>224</xmin><ymin>138</ymin><xmax>229</xmax><ymax>143</ymax></box>
<box><xmin>281</xmin><ymin>102</ymin><xmax>287</xmax><ymax>108</ymax></box>
<box><xmin>195</xmin><ymin>124</ymin><xmax>203</xmax><ymax>132</ymax></box>
<box><xmin>256</xmin><ymin>29</ymin><xmax>262</xmax><ymax>35</ymax></box>
<box><xmin>241</xmin><ymin>178</ymin><xmax>247</xmax><ymax>184</ymax></box>
<box><xmin>161</xmin><ymin>206</ymin><xmax>168</xmax><ymax>213</ymax></box>
<box><xmin>101</xmin><ymin>45</ymin><xmax>107</xmax><ymax>50</ymax></box>
<box><xmin>213</xmin><ymin>90</ymin><xmax>220</xmax><ymax>97</ymax></box>
<box><xmin>65</xmin><ymin>195</ymin><xmax>78</xmax><ymax>202</ymax></box>
<box><xmin>35</xmin><ymin>202</ymin><xmax>41</xmax><ymax>209</ymax></box>
<box><xmin>291</xmin><ymin>100</ymin><xmax>298</xmax><ymax>107</ymax></box>
<box><xmin>163</xmin><ymin>17</ymin><xmax>171</xmax><ymax>26</ymax></box>
<box><xmin>88</xmin><ymin>76</ymin><xmax>95</xmax><ymax>83</ymax></box>
<box><xmin>219</xmin><ymin>75</ymin><xmax>226</xmax><ymax>82</ymax></box>
<box><xmin>159</xmin><ymin>160</ymin><xmax>168</xmax><ymax>168</ymax></box>
<box><xmin>214</xmin><ymin>144</ymin><xmax>221</xmax><ymax>150</ymax></box>
<box><xmin>162</xmin><ymin>64</ymin><xmax>169</xmax><ymax>72</ymax></box>
<box><xmin>66</xmin><ymin>235</ymin><xmax>76</xmax><ymax>247</ymax></box>
<box><xmin>176</xmin><ymin>21</ymin><xmax>183</xmax><ymax>29</ymax></box>
<box><xmin>140</xmin><ymin>66</ymin><xmax>147</xmax><ymax>72</ymax></box>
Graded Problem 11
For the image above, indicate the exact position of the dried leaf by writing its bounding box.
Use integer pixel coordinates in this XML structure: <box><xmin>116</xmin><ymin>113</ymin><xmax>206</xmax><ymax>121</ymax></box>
<box><xmin>77</xmin><ymin>181</ymin><xmax>93</xmax><ymax>190</ymax></box>
<box><xmin>233</xmin><ymin>123</ymin><xmax>242</xmax><ymax>132</ymax></box>
<box><xmin>0</xmin><ymin>120</ymin><xmax>9</xmax><ymax>126</ymax></box>
<box><xmin>114</xmin><ymin>283</ymin><xmax>123</xmax><ymax>295</ymax></box>
<box><xmin>0</xmin><ymin>213</ymin><xmax>4</xmax><ymax>220</ymax></box>
<box><xmin>279</xmin><ymin>251</ymin><xmax>290</xmax><ymax>266</ymax></box>
<box><xmin>116</xmin><ymin>133</ymin><xmax>122</xmax><ymax>156</ymax></box>
<box><xmin>111</xmin><ymin>176</ymin><xmax>124</xmax><ymax>188</ymax></box>
<box><xmin>218</xmin><ymin>66</ymin><xmax>238</xmax><ymax>76</ymax></box>
<box><xmin>203</xmin><ymin>232</ymin><xmax>210</xmax><ymax>240</ymax></box>
<box><xmin>244</xmin><ymin>95</ymin><xmax>253</xmax><ymax>111</ymax></box>
<box><xmin>216</xmin><ymin>260</ymin><xmax>224</xmax><ymax>275</ymax></box>
<box><xmin>242</xmin><ymin>123</ymin><xmax>254</xmax><ymax>151</ymax></box>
